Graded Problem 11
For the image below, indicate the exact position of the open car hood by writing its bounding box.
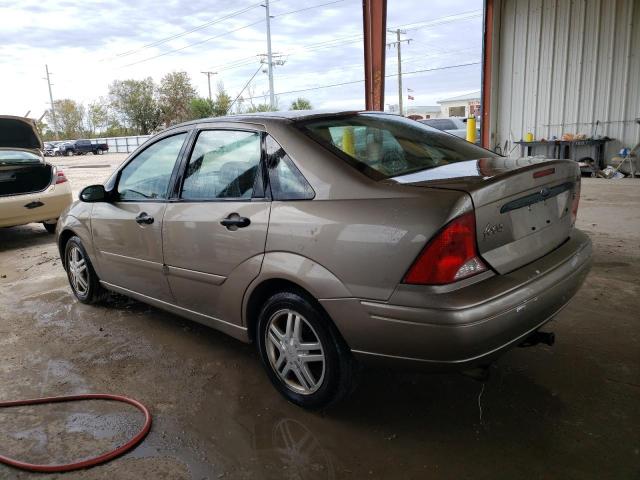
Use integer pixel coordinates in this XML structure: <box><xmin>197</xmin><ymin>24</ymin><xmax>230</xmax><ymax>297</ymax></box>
<box><xmin>0</xmin><ymin>115</ymin><xmax>43</xmax><ymax>151</ymax></box>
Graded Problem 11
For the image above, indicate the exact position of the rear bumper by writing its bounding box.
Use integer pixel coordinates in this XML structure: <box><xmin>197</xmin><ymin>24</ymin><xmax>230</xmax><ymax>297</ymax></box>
<box><xmin>321</xmin><ymin>229</ymin><xmax>592</xmax><ymax>370</ymax></box>
<box><xmin>0</xmin><ymin>182</ymin><xmax>73</xmax><ymax>228</ymax></box>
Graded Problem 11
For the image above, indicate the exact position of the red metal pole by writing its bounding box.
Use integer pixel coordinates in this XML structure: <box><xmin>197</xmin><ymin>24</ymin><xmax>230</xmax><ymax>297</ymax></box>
<box><xmin>481</xmin><ymin>0</ymin><xmax>494</xmax><ymax>149</ymax></box>
<box><xmin>363</xmin><ymin>0</ymin><xmax>387</xmax><ymax>111</ymax></box>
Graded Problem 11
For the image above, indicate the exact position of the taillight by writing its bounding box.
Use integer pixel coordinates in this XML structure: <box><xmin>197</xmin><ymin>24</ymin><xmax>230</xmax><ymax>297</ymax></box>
<box><xmin>570</xmin><ymin>178</ymin><xmax>581</xmax><ymax>224</ymax></box>
<box><xmin>55</xmin><ymin>169</ymin><xmax>68</xmax><ymax>184</ymax></box>
<box><xmin>403</xmin><ymin>211</ymin><xmax>487</xmax><ymax>285</ymax></box>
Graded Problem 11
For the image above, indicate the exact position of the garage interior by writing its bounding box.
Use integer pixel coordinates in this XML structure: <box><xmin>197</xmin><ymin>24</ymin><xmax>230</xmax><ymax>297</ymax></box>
<box><xmin>1</xmin><ymin>0</ymin><xmax>639</xmax><ymax>478</ymax></box>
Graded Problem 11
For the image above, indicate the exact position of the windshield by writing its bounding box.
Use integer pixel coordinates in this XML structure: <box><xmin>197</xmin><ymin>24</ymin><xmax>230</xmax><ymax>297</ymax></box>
<box><xmin>0</xmin><ymin>149</ymin><xmax>42</xmax><ymax>165</ymax></box>
<box><xmin>301</xmin><ymin>113</ymin><xmax>497</xmax><ymax>180</ymax></box>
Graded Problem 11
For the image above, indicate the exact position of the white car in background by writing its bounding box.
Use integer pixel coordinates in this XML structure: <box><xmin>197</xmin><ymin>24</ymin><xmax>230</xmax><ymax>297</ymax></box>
<box><xmin>419</xmin><ymin>117</ymin><xmax>480</xmax><ymax>142</ymax></box>
<box><xmin>0</xmin><ymin>116</ymin><xmax>73</xmax><ymax>233</ymax></box>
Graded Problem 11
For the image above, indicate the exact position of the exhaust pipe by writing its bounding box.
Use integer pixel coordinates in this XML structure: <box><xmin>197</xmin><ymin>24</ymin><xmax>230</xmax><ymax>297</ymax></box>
<box><xmin>519</xmin><ymin>330</ymin><xmax>555</xmax><ymax>348</ymax></box>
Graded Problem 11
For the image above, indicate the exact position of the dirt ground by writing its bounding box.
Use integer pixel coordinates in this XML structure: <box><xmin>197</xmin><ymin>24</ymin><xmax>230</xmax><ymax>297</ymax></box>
<box><xmin>0</xmin><ymin>154</ymin><xmax>638</xmax><ymax>479</ymax></box>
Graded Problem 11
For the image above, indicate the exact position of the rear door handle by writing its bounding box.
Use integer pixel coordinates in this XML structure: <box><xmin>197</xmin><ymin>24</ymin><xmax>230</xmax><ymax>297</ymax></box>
<box><xmin>221</xmin><ymin>214</ymin><xmax>251</xmax><ymax>229</ymax></box>
<box><xmin>135</xmin><ymin>212</ymin><xmax>154</xmax><ymax>225</ymax></box>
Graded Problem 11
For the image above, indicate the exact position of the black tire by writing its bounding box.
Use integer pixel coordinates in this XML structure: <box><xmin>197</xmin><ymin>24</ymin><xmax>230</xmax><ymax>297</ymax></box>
<box><xmin>43</xmin><ymin>222</ymin><xmax>56</xmax><ymax>234</ymax></box>
<box><xmin>256</xmin><ymin>290</ymin><xmax>354</xmax><ymax>410</ymax></box>
<box><xmin>64</xmin><ymin>236</ymin><xmax>106</xmax><ymax>304</ymax></box>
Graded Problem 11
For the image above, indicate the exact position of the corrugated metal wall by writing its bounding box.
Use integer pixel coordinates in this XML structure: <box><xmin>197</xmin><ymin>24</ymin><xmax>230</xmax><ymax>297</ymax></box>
<box><xmin>491</xmin><ymin>0</ymin><xmax>640</xmax><ymax>158</ymax></box>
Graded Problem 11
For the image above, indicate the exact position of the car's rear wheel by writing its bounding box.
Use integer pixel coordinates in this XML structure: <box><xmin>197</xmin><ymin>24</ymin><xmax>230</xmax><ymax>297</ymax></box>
<box><xmin>43</xmin><ymin>222</ymin><xmax>56</xmax><ymax>234</ymax></box>
<box><xmin>256</xmin><ymin>290</ymin><xmax>354</xmax><ymax>409</ymax></box>
<box><xmin>64</xmin><ymin>236</ymin><xmax>106</xmax><ymax>304</ymax></box>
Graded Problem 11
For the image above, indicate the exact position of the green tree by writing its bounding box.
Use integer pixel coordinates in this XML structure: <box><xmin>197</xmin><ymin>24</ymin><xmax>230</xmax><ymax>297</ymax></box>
<box><xmin>158</xmin><ymin>71</ymin><xmax>196</xmax><ymax>126</ymax></box>
<box><xmin>109</xmin><ymin>78</ymin><xmax>160</xmax><ymax>135</ymax></box>
<box><xmin>212</xmin><ymin>82</ymin><xmax>232</xmax><ymax>116</ymax></box>
<box><xmin>189</xmin><ymin>97</ymin><xmax>215</xmax><ymax>119</ymax></box>
<box><xmin>290</xmin><ymin>97</ymin><xmax>313</xmax><ymax>110</ymax></box>
<box><xmin>47</xmin><ymin>99</ymin><xmax>85</xmax><ymax>139</ymax></box>
<box><xmin>86</xmin><ymin>100</ymin><xmax>109</xmax><ymax>135</ymax></box>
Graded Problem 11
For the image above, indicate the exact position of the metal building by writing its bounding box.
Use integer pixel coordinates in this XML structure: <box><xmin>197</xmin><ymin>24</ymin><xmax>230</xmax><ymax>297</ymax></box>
<box><xmin>484</xmin><ymin>0</ymin><xmax>640</xmax><ymax>158</ymax></box>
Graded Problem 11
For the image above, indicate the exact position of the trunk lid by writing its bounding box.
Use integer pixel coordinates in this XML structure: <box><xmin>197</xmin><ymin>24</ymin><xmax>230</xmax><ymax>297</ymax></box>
<box><xmin>0</xmin><ymin>116</ymin><xmax>43</xmax><ymax>151</ymax></box>
<box><xmin>391</xmin><ymin>157</ymin><xmax>580</xmax><ymax>274</ymax></box>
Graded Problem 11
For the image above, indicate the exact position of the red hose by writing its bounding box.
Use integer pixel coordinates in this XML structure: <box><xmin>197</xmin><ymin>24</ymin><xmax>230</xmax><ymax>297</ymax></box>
<box><xmin>0</xmin><ymin>394</ymin><xmax>152</xmax><ymax>473</ymax></box>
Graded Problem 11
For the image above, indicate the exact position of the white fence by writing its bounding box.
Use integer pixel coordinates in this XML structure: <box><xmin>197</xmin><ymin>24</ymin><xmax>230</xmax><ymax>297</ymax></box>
<box><xmin>94</xmin><ymin>135</ymin><xmax>151</xmax><ymax>154</ymax></box>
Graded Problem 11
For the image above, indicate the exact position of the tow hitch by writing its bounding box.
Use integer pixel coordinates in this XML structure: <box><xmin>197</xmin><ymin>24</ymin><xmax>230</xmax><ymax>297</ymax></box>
<box><xmin>520</xmin><ymin>330</ymin><xmax>555</xmax><ymax>348</ymax></box>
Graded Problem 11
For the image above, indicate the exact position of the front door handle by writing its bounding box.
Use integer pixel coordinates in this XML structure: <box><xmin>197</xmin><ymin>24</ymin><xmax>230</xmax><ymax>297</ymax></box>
<box><xmin>135</xmin><ymin>212</ymin><xmax>154</xmax><ymax>225</ymax></box>
<box><xmin>221</xmin><ymin>213</ymin><xmax>251</xmax><ymax>230</ymax></box>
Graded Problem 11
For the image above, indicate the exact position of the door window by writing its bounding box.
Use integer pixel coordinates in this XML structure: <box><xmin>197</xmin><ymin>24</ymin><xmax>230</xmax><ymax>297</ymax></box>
<box><xmin>117</xmin><ymin>133</ymin><xmax>187</xmax><ymax>201</ymax></box>
<box><xmin>181</xmin><ymin>130</ymin><xmax>262</xmax><ymax>200</ymax></box>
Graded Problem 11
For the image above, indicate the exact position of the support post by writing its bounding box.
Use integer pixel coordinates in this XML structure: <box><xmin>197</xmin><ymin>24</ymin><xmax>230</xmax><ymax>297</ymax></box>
<box><xmin>362</xmin><ymin>0</ymin><xmax>387</xmax><ymax>111</ymax></box>
<box><xmin>481</xmin><ymin>0</ymin><xmax>495</xmax><ymax>149</ymax></box>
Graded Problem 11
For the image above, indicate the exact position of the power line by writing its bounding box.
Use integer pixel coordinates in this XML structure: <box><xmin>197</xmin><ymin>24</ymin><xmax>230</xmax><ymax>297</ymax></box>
<box><xmin>123</xmin><ymin>0</ymin><xmax>347</xmax><ymax>68</ymax></box>
<box><xmin>116</xmin><ymin>2</ymin><xmax>264</xmax><ymax>58</ymax></box>
<box><xmin>228</xmin><ymin>65</ymin><xmax>264</xmax><ymax>112</ymax></box>
<box><xmin>237</xmin><ymin>61</ymin><xmax>481</xmax><ymax>101</ymax></box>
<box><xmin>123</xmin><ymin>19</ymin><xmax>264</xmax><ymax>67</ymax></box>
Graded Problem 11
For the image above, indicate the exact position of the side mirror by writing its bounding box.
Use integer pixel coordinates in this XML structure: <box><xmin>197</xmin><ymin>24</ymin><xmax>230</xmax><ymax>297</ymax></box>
<box><xmin>80</xmin><ymin>184</ymin><xmax>107</xmax><ymax>203</ymax></box>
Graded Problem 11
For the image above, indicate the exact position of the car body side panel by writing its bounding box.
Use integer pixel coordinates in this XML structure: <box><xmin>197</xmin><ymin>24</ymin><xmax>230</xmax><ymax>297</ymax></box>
<box><xmin>0</xmin><ymin>181</ymin><xmax>72</xmax><ymax>227</ymax></box>
<box><xmin>56</xmin><ymin>202</ymin><xmax>96</xmax><ymax>264</ymax></box>
<box><xmin>90</xmin><ymin>202</ymin><xmax>174</xmax><ymax>302</ymax></box>
<box><xmin>321</xmin><ymin>229</ymin><xmax>591</xmax><ymax>367</ymax></box>
<box><xmin>265</xmin><ymin>194</ymin><xmax>471</xmax><ymax>300</ymax></box>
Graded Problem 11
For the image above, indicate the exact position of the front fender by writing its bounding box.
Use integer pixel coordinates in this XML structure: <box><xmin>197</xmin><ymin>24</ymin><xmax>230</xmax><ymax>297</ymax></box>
<box><xmin>56</xmin><ymin>202</ymin><xmax>95</xmax><ymax>270</ymax></box>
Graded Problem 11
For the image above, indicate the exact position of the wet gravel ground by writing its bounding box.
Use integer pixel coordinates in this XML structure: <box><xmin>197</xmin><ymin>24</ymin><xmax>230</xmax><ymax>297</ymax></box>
<box><xmin>0</xmin><ymin>158</ymin><xmax>638</xmax><ymax>479</ymax></box>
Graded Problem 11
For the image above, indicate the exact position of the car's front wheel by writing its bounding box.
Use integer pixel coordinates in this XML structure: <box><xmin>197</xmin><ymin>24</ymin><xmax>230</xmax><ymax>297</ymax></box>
<box><xmin>256</xmin><ymin>290</ymin><xmax>354</xmax><ymax>409</ymax></box>
<box><xmin>64</xmin><ymin>236</ymin><xmax>106</xmax><ymax>304</ymax></box>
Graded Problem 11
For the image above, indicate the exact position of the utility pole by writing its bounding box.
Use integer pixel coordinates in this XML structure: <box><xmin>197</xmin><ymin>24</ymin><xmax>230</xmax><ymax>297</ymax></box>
<box><xmin>201</xmin><ymin>71</ymin><xmax>217</xmax><ymax>101</ymax></box>
<box><xmin>386</xmin><ymin>29</ymin><xmax>410</xmax><ymax>116</ymax></box>
<box><xmin>259</xmin><ymin>53</ymin><xmax>285</xmax><ymax>107</ymax></box>
<box><xmin>263</xmin><ymin>0</ymin><xmax>275</xmax><ymax>109</ymax></box>
<box><xmin>44</xmin><ymin>64</ymin><xmax>58</xmax><ymax>139</ymax></box>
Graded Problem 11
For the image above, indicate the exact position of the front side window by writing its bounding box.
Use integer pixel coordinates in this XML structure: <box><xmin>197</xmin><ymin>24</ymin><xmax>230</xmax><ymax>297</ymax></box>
<box><xmin>181</xmin><ymin>130</ymin><xmax>262</xmax><ymax>200</ymax></box>
<box><xmin>301</xmin><ymin>114</ymin><xmax>496</xmax><ymax>180</ymax></box>
<box><xmin>117</xmin><ymin>132</ymin><xmax>187</xmax><ymax>201</ymax></box>
<box><xmin>265</xmin><ymin>135</ymin><xmax>314</xmax><ymax>200</ymax></box>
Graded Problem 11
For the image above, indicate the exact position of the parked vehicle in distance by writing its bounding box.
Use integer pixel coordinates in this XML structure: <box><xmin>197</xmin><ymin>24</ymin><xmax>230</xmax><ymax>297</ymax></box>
<box><xmin>56</xmin><ymin>111</ymin><xmax>591</xmax><ymax>409</ymax></box>
<box><xmin>1</xmin><ymin>116</ymin><xmax>73</xmax><ymax>233</ymax></box>
<box><xmin>58</xmin><ymin>139</ymin><xmax>109</xmax><ymax>156</ymax></box>
<box><xmin>419</xmin><ymin>117</ymin><xmax>481</xmax><ymax>142</ymax></box>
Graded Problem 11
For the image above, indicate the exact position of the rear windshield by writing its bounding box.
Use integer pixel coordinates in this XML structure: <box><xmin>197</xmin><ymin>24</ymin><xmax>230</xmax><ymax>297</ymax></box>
<box><xmin>0</xmin><ymin>150</ymin><xmax>42</xmax><ymax>165</ymax></box>
<box><xmin>301</xmin><ymin>114</ymin><xmax>496</xmax><ymax>179</ymax></box>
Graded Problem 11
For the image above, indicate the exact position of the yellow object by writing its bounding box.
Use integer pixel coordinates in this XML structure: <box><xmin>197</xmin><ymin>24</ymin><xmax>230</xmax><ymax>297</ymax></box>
<box><xmin>342</xmin><ymin>127</ymin><xmax>355</xmax><ymax>156</ymax></box>
<box><xmin>524</xmin><ymin>132</ymin><xmax>534</xmax><ymax>142</ymax></box>
<box><xmin>466</xmin><ymin>116</ymin><xmax>477</xmax><ymax>143</ymax></box>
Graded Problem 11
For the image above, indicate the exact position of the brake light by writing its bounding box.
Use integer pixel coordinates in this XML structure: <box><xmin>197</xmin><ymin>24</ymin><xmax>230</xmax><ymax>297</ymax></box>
<box><xmin>55</xmin><ymin>169</ymin><xmax>68</xmax><ymax>184</ymax></box>
<box><xmin>403</xmin><ymin>212</ymin><xmax>487</xmax><ymax>285</ymax></box>
<box><xmin>570</xmin><ymin>179</ymin><xmax>581</xmax><ymax>224</ymax></box>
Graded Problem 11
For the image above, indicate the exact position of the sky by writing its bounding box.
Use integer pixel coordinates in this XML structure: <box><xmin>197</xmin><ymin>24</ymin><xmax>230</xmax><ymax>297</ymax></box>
<box><xmin>0</xmin><ymin>0</ymin><xmax>483</xmax><ymax>120</ymax></box>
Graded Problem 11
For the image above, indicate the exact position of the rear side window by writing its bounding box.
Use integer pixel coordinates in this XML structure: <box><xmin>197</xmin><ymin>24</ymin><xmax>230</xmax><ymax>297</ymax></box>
<box><xmin>302</xmin><ymin>113</ymin><xmax>495</xmax><ymax>180</ymax></box>
<box><xmin>265</xmin><ymin>135</ymin><xmax>314</xmax><ymax>200</ymax></box>
<box><xmin>117</xmin><ymin>132</ymin><xmax>187</xmax><ymax>200</ymax></box>
<box><xmin>181</xmin><ymin>130</ymin><xmax>262</xmax><ymax>200</ymax></box>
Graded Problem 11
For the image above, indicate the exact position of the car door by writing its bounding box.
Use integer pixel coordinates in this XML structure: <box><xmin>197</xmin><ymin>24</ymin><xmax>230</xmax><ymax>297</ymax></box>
<box><xmin>162</xmin><ymin>128</ymin><xmax>270</xmax><ymax>325</ymax></box>
<box><xmin>91</xmin><ymin>130</ymin><xmax>190</xmax><ymax>302</ymax></box>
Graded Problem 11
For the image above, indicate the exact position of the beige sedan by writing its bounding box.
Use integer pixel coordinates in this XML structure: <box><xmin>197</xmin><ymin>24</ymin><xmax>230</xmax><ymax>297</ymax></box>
<box><xmin>56</xmin><ymin>111</ymin><xmax>591</xmax><ymax>409</ymax></box>
<box><xmin>0</xmin><ymin>116</ymin><xmax>72</xmax><ymax>233</ymax></box>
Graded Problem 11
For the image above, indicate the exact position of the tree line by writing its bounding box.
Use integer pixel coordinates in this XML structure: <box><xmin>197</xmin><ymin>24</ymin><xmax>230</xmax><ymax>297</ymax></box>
<box><xmin>40</xmin><ymin>71</ymin><xmax>312</xmax><ymax>141</ymax></box>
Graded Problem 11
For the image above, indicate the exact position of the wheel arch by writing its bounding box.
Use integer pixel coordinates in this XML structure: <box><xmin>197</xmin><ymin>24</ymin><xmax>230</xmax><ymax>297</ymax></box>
<box><xmin>243</xmin><ymin>252</ymin><xmax>353</xmax><ymax>344</ymax></box>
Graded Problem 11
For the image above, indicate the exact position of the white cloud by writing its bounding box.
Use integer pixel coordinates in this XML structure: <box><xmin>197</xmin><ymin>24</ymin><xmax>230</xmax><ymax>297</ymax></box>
<box><xmin>0</xmin><ymin>0</ymin><xmax>483</xmax><ymax>118</ymax></box>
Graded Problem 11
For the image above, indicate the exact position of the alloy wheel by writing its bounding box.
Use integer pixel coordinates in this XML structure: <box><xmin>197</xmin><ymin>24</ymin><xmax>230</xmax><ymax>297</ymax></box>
<box><xmin>67</xmin><ymin>245</ymin><xmax>89</xmax><ymax>296</ymax></box>
<box><xmin>265</xmin><ymin>309</ymin><xmax>326</xmax><ymax>395</ymax></box>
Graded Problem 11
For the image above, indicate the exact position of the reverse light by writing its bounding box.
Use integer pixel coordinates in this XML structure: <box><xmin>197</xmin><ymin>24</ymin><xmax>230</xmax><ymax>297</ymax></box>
<box><xmin>570</xmin><ymin>178</ymin><xmax>581</xmax><ymax>224</ymax></box>
<box><xmin>403</xmin><ymin>211</ymin><xmax>487</xmax><ymax>285</ymax></box>
<box><xmin>55</xmin><ymin>168</ymin><xmax>68</xmax><ymax>184</ymax></box>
